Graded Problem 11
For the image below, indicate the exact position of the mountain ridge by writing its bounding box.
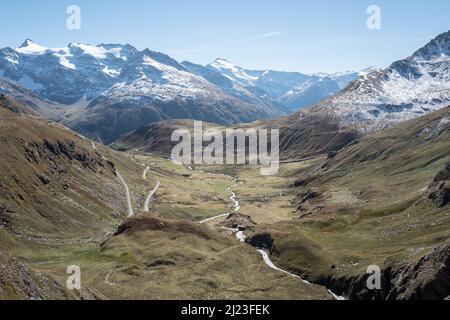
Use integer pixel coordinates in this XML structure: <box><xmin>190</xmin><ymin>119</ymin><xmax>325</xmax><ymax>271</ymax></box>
<box><xmin>0</xmin><ymin>39</ymin><xmax>377</xmax><ymax>144</ymax></box>
<box><xmin>205</xmin><ymin>58</ymin><xmax>376</xmax><ymax>110</ymax></box>
<box><xmin>0</xmin><ymin>40</ymin><xmax>288</xmax><ymax>143</ymax></box>
<box><xmin>308</xmin><ymin>30</ymin><xmax>450</xmax><ymax>132</ymax></box>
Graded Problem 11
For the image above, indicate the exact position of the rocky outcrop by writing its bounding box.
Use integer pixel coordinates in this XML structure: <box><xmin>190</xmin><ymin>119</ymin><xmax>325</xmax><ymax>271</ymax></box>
<box><xmin>433</xmin><ymin>160</ymin><xmax>450</xmax><ymax>182</ymax></box>
<box><xmin>428</xmin><ymin>159</ymin><xmax>450</xmax><ymax>207</ymax></box>
<box><xmin>388</xmin><ymin>242</ymin><xmax>450</xmax><ymax>300</ymax></box>
<box><xmin>114</xmin><ymin>216</ymin><xmax>223</xmax><ymax>241</ymax></box>
<box><xmin>38</xmin><ymin>175</ymin><xmax>50</xmax><ymax>185</ymax></box>
<box><xmin>0</xmin><ymin>252</ymin><xmax>67</xmax><ymax>300</ymax></box>
<box><xmin>293</xmin><ymin>187</ymin><xmax>323</xmax><ymax>214</ymax></box>
<box><xmin>319</xmin><ymin>241</ymin><xmax>450</xmax><ymax>300</ymax></box>
<box><xmin>327</xmin><ymin>151</ymin><xmax>338</xmax><ymax>160</ymax></box>
<box><xmin>0</xmin><ymin>204</ymin><xmax>14</xmax><ymax>226</ymax></box>
<box><xmin>429</xmin><ymin>182</ymin><xmax>450</xmax><ymax>207</ymax></box>
<box><xmin>23</xmin><ymin>139</ymin><xmax>111</xmax><ymax>174</ymax></box>
<box><xmin>219</xmin><ymin>213</ymin><xmax>257</xmax><ymax>230</ymax></box>
<box><xmin>245</xmin><ymin>233</ymin><xmax>276</xmax><ymax>253</ymax></box>
<box><xmin>297</xmin><ymin>188</ymin><xmax>321</xmax><ymax>204</ymax></box>
<box><xmin>290</xmin><ymin>178</ymin><xmax>310</xmax><ymax>188</ymax></box>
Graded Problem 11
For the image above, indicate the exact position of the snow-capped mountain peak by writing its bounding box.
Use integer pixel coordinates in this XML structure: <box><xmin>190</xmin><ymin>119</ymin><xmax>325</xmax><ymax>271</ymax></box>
<box><xmin>16</xmin><ymin>39</ymin><xmax>49</xmax><ymax>55</ymax></box>
<box><xmin>412</xmin><ymin>30</ymin><xmax>450</xmax><ymax>60</ymax></box>
<box><xmin>359</xmin><ymin>66</ymin><xmax>382</xmax><ymax>75</ymax></box>
<box><xmin>0</xmin><ymin>40</ymin><xmax>290</xmax><ymax>143</ymax></box>
<box><xmin>207</xmin><ymin>59</ymin><xmax>375</xmax><ymax>110</ymax></box>
<box><xmin>311</xmin><ymin>30</ymin><xmax>450</xmax><ymax>132</ymax></box>
<box><xmin>207</xmin><ymin>58</ymin><xmax>261</xmax><ymax>87</ymax></box>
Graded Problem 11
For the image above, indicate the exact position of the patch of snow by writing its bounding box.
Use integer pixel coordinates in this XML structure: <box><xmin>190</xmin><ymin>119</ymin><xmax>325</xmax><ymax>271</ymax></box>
<box><xmin>102</xmin><ymin>66</ymin><xmax>120</xmax><ymax>77</ymax></box>
<box><xmin>70</xmin><ymin>43</ymin><xmax>109</xmax><ymax>59</ymax></box>
<box><xmin>59</xmin><ymin>56</ymin><xmax>76</xmax><ymax>70</ymax></box>
<box><xmin>69</xmin><ymin>43</ymin><xmax>126</xmax><ymax>60</ymax></box>
<box><xmin>5</xmin><ymin>57</ymin><xmax>18</xmax><ymax>65</ymax></box>
<box><xmin>314</xmin><ymin>36</ymin><xmax>450</xmax><ymax>132</ymax></box>
<box><xmin>208</xmin><ymin>58</ymin><xmax>259</xmax><ymax>86</ymax></box>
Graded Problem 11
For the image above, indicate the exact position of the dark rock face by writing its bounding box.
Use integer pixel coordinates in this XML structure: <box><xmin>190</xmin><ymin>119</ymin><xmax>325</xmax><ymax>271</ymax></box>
<box><xmin>428</xmin><ymin>161</ymin><xmax>450</xmax><ymax>208</ymax></box>
<box><xmin>429</xmin><ymin>182</ymin><xmax>450</xmax><ymax>208</ymax></box>
<box><xmin>38</xmin><ymin>175</ymin><xmax>50</xmax><ymax>185</ymax></box>
<box><xmin>297</xmin><ymin>188</ymin><xmax>321</xmax><ymax>205</ymax></box>
<box><xmin>428</xmin><ymin>160</ymin><xmax>450</xmax><ymax>207</ymax></box>
<box><xmin>220</xmin><ymin>213</ymin><xmax>257</xmax><ymax>230</ymax></box>
<box><xmin>387</xmin><ymin>242</ymin><xmax>450</xmax><ymax>300</ymax></box>
<box><xmin>327</xmin><ymin>151</ymin><xmax>338</xmax><ymax>160</ymax></box>
<box><xmin>0</xmin><ymin>204</ymin><xmax>13</xmax><ymax>226</ymax></box>
<box><xmin>24</xmin><ymin>139</ymin><xmax>111</xmax><ymax>174</ymax></box>
<box><xmin>290</xmin><ymin>178</ymin><xmax>309</xmax><ymax>188</ymax></box>
<box><xmin>433</xmin><ymin>160</ymin><xmax>450</xmax><ymax>183</ymax></box>
<box><xmin>24</xmin><ymin>143</ymin><xmax>40</xmax><ymax>163</ymax></box>
<box><xmin>0</xmin><ymin>251</ymin><xmax>67</xmax><ymax>300</ymax></box>
<box><xmin>321</xmin><ymin>241</ymin><xmax>450</xmax><ymax>300</ymax></box>
<box><xmin>106</xmin><ymin>161</ymin><xmax>116</xmax><ymax>175</ymax></box>
<box><xmin>246</xmin><ymin>233</ymin><xmax>275</xmax><ymax>252</ymax></box>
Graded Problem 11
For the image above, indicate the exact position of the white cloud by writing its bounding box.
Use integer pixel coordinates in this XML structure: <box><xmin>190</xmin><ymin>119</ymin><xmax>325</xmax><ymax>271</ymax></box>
<box><xmin>244</xmin><ymin>31</ymin><xmax>282</xmax><ymax>41</ymax></box>
<box><xmin>168</xmin><ymin>31</ymin><xmax>282</xmax><ymax>56</ymax></box>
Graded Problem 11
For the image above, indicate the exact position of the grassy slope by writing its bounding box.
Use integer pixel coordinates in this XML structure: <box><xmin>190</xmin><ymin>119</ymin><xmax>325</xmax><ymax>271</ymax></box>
<box><xmin>0</xmin><ymin>100</ymin><xmax>121</xmax><ymax>241</ymax></box>
<box><xmin>247</xmin><ymin>106</ymin><xmax>450</xmax><ymax>283</ymax></box>
<box><xmin>0</xmin><ymin>98</ymin><xmax>331</xmax><ymax>299</ymax></box>
<box><xmin>71</xmin><ymin>216</ymin><xmax>332</xmax><ymax>300</ymax></box>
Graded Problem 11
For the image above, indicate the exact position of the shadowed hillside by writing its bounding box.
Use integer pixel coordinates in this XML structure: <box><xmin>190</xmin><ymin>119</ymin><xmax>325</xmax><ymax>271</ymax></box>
<box><xmin>246</xmin><ymin>106</ymin><xmax>450</xmax><ymax>300</ymax></box>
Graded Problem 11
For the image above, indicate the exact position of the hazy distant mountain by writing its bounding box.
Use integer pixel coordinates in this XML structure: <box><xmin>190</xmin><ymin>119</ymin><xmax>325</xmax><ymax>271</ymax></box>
<box><xmin>206</xmin><ymin>58</ymin><xmax>377</xmax><ymax>110</ymax></box>
<box><xmin>0</xmin><ymin>40</ymin><xmax>288</xmax><ymax>143</ymax></box>
<box><xmin>181</xmin><ymin>60</ymin><xmax>289</xmax><ymax>114</ymax></box>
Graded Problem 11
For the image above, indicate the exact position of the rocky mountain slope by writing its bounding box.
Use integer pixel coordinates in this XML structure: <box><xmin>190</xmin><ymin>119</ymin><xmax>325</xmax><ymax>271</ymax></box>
<box><xmin>0</xmin><ymin>97</ymin><xmax>136</xmax><ymax>241</ymax></box>
<box><xmin>0</xmin><ymin>41</ymin><xmax>288</xmax><ymax>143</ymax></box>
<box><xmin>0</xmin><ymin>96</ymin><xmax>144</xmax><ymax>299</ymax></box>
<box><xmin>0</xmin><ymin>77</ymin><xmax>62</xmax><ymax>118</ymax></box>
<box><xmin>265</xmin><ymin>30</ymin><xmax>450</xmax><ymax>159</ymax></box>
<box><xmin>311</xmin><ymin>30</ymin><xmax>450</xmax><ymax>132</ymax></box>
<box><xmin>0</xmin><ymin>251</ymin><xmax>69</xmax><ymax>300</ymax></box>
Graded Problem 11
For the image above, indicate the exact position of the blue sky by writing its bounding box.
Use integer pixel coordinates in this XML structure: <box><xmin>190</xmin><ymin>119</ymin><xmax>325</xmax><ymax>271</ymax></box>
<box><xmin>0</xmin><ymin>0</ymin><xmax>449</xmax><ymax>73</ymax></box>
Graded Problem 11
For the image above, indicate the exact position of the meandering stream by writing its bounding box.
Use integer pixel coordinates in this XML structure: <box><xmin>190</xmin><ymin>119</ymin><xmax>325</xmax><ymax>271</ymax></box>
<box><xmin>199</xmin><ymin>171</ymin><xmax>345</xmax><ymax>300</ymax></box>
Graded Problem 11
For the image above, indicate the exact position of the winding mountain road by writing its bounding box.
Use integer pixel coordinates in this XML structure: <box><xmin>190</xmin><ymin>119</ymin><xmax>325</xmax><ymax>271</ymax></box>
<box><xmin>144</xmin><ymin>181</ymin><xmax>161</xmax><ymax>212</ymax></box>
<box><xmin>143</xmin><ymin>166</ymin><xmax>150</xmax><ymax>179</ymax></box>
<box><xmin>116</xmin><ymin>170</ymin><xmax>134</xmax><ymax>218</ymax></box>
<box><xmin>91</xmin><ymin>141</ymin><xmax>134</xmax><ymax>218</ymax></box>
